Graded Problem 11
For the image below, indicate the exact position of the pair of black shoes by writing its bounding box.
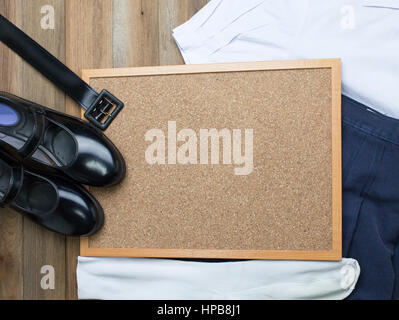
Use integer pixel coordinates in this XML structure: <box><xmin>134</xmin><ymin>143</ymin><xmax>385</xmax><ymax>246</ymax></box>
<box><xmin>0</xmin><ymin>92</ymin><xmax>126</xmax><ymax>236</ymax></box>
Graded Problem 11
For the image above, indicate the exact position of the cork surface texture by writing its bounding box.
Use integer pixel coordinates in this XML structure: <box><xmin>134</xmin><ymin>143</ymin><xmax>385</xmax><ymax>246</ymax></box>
<box><xmin>81</xmin><ymin>60</ymin><xmax>342</xmax><ymax>260</ymax></box>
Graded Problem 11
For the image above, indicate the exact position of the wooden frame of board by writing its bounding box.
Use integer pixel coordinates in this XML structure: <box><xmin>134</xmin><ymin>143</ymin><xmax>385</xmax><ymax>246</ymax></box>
<box><xmin>80</xmin><ymin>59</ymin><xmax>342</xmax><ymax>261</ymax></box>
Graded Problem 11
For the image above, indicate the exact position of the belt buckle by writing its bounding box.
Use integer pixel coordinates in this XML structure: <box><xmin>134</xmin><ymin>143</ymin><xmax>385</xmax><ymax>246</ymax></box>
<box><xmin>84</xmin><ymin>89</ymin><xmax>124</xmax><ymax>131</ymax></box>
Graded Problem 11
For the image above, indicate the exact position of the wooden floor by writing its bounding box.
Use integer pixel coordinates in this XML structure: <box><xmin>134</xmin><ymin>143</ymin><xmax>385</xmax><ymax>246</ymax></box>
<box><xmin>0</xmin><ymin>0</ymin><xmax>208</xmax><ymax>300</ymax></box>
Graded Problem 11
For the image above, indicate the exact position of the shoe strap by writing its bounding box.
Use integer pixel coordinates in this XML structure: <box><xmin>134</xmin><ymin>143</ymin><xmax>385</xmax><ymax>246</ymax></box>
<box><xmin>0</xmin><ymin>151</ymin><xmax>23</xmax><ymax>207</ymax></box>
<box><xmin>18</xmin><ymin>109</ymin><xmax>46</xmax><ymax>159</ymax></box>
<box><xmin>0</xmin><ymin>14</ymin><xmax>124</xmax><ymax>131</ymax></box>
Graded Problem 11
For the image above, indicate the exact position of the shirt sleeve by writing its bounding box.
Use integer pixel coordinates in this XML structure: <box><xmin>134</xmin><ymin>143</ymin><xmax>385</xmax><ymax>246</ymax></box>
<box><xmin>173</xmin><ymin>0</ymin><xmax>309</xmax><ymax>64</ymax></box>
<box><xmin>173</xmin><ymin>0</ymin><xmax>268</xmax><ymax>63</ymax></box>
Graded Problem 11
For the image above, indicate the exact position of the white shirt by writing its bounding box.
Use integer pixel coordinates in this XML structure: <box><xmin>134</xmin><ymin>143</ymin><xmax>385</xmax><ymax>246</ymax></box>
<box><xmin>173</xmin><ymin>0</ymin><xmax>399</xmax><ymax>118</ymax></box>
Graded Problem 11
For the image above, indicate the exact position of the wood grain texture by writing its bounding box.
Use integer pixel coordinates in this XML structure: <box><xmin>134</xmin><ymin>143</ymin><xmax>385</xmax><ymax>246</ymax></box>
<box><xmin>159</xmin><ymin>0</ymin><xmax>208</xmax><ymax>65</ymax></box>
<box><xmin>113</xmin><ymin>0</ymin><xmax>159</xmax><ymax>68</ymax></box>
<box><xmin>0</xmin><ymin>0</ymin><xmax>67</xmax><ymax>300</ymax></box>
<box><xmin>0</xmin><ymin>256</ymin><xmax>4</xmax><ymax>281</ymax></box>
<box><xmin>65</xmin><ymin>0</ymin><xmax>113</xmax><ymax>300</ymax></box>
<box><xmin>19</xmin><ymin>0</ymin><xmax>66</xmax><ymax>300</ymax></box>
<box><xmin>65</xmin><ymin>0</ymin><xmax>113</xmax><ymax>117</ymax></box>
<box><xmin>0</xmin><ymin>0</ymin><xmax>23</xmax><ymax>300</ymax></box>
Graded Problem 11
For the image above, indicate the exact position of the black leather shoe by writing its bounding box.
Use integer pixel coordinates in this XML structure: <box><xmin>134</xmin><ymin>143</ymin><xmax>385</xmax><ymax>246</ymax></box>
<box><xmin>0</xmin><ymin>149</ymin><xmax>104</xmax><ymax>236</ymax></box>
<box><xmin>0</xmin><ymin>92</ymin><xmax>126</xmax><ymax>187</ymax></box>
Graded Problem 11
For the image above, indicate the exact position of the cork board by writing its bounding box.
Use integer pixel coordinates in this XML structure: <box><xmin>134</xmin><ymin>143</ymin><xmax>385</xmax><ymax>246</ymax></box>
<box><xmin>80</xmin><ymin>59</ymin><xmax>342</xmax><ymax>260</ymax></box>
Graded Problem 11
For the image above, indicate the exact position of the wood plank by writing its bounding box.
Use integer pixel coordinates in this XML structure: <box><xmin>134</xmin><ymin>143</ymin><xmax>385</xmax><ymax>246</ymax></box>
<box><xmin>113</xmin><ymin>0</ymin><xmax>159</xmax><ymax>68</ymax></box>
<box><xmin>65</xmin><ymin>0</ymin><xmax>113</xmax><ymax>300</ymax></box>
<box><xmin>66</xmin><ymin>0</ymin><xmax>113</xmax><ymax>117</ymax></box>
<box><xmin>0</xmin><ymin>256</ymin><xmax>4</xmax><ymax>282</ymax></box>
<box><xmin>0</xmin><ymin>0</ymin><xmax>23</xmax><ymax>300</ymax></box>
<box><xmin>159</xmin><ymin>0</ymin><xmax>208</xmax><ymax>65</ymax></box>
<box><xmin>19</xmin><ymin>0</ymin><xmax>66</xmax><ymax>300</ymax></box>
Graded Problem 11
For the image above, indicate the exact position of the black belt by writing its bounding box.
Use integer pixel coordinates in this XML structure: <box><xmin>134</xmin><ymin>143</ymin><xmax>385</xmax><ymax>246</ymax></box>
<box><xmin>0</xmin><ymin>14</ymin><xmax>123</xmax><ymax>131</ymax></box>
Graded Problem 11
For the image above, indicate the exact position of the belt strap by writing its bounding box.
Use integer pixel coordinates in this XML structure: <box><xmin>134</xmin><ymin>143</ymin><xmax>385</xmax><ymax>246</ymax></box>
<box><xmin>0</xmin><ymin>14</ymin><xmax>123</xmax><ymax>131</ymax></box>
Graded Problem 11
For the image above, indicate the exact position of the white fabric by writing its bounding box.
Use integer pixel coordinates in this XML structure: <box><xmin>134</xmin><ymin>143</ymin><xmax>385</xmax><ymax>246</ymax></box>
<box><xmin>173</xmin><ymin>0</ymin><xmax>399</xmax><ymax>118</ymax></box>
<box><xmin>77</xmin><ymin>257</ymin><xmax>360</xmax><ymax>300</ymax></box>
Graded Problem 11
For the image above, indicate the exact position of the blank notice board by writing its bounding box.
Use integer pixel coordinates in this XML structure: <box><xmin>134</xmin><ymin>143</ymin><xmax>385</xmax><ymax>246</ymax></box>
<box><xmin>80</xmin><ymin>59</ymin><xmax>342</xmax><ymax>260</ymax></box>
